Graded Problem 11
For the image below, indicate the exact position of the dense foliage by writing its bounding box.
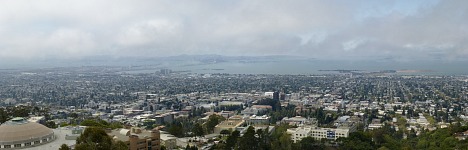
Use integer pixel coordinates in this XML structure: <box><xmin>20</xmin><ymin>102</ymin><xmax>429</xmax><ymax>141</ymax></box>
<box><xmin>209</xmin><ymin>122</ymin><xmax>468</xmax><ymax>150</ymax></box>
<box><xmin>338</xmin><ymin>123</ymin><xmax>468</xmax><ymax>150</ymax></box>
<box><xmin>0</xmin><ymin>106</ymin><xmax>48</xmax><ymax>123</ymax></box>
<box><xmin>75</xmin><ymin>127</ymin><xmax>128</xmax><ymax>150</ymax></box>
<box><xmin>80</xmin><ymin>118</ymin><xmax>123</xmax><ymax>129</ymax></box>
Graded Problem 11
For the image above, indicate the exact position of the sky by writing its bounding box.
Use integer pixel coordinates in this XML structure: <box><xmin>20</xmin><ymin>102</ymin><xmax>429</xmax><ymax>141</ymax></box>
<box><xmin>0</xmin><ymin>0</ymin><xmax>467</xmax><ymax>62</ymax></box>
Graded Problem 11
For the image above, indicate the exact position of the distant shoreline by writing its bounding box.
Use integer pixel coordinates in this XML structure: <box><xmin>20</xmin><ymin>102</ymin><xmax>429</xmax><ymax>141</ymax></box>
<box><xmin>397</xmin><ymin>70</ymin><xmax>434</xmax><ymax>73</ymax></box>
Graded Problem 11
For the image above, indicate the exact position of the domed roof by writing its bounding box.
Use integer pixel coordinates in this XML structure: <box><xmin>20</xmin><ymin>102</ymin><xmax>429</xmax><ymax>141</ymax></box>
<box><xmin>0</xmin><ymin>117</ymin><xmax>54</xmax><ymax>142</ymax></box>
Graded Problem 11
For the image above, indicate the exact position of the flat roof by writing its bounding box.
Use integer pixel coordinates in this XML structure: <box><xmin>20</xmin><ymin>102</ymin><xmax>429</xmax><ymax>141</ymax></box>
<box><xmin>23</xmin><ymin>128</ymin><xmax>76</xmax><ymax>150</ymax></box>
<box><xmin>108</xmin><ymin>129</ymin><xmax>154</xmax><ymax>142</ymax></box>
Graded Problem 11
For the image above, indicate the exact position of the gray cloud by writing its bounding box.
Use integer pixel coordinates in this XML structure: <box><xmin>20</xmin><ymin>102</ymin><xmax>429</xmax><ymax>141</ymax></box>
<box><xmin>0</xmin><ymin>0</ymin><xmax>466</xmax><ymax>61</ymax></box>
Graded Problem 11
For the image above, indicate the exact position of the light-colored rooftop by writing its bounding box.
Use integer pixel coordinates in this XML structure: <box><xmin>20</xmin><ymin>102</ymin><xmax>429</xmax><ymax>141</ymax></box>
<box><xmin>22</xmin><ymin>128</ymin><xmax>77</xmax><ymax>150</ymax></box>
<box><xmin>108</xmin><ymin>128</ymin><xmax>154</xmax><ymax>142</ymax></box>
<box><xmin>0</xmin><ymin>118</ymin><xmax>53</xmax><ymax>143</ymax></box>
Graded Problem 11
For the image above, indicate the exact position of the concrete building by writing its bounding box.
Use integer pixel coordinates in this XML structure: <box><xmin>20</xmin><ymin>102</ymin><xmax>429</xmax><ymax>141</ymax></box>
<box><xmin>251</xmin><ymin>105</ymin><xmax>273</xmax><ymax>110</ymax></box>
<box><xmin>287</xmin><ymin>127</ymin><xmax>312</xmax><ymax>143</ymax></box>
<box><xmin>27</xmin><ymin>116</ymin><xmax>45</xmax><ymax>124</ymax></box>
<box><xmin>155</xmin><ymin>112</ymin><xmax>175</xmax><ymax>125</ymax></box>
<box><xmin>287</xmin><ymin>125</ymin><xmax>353</xmax><ymax>142</ymax></box>
<box><xmin>281</xmin><ymin>116</ymin><xmax>308</xmax><ymax>125</ymax></box>
<box><xmin>160</xmin><ymin>133</ymin><xmax>177</xmax><ymax>150</ymax></box>
<box><xmin>218</xmin><ymin>101</ymin><xmax>243</xmax><ymax>107</ymax></box>
<box><xmin>246</xmin><ymin>115</ymin><xmax>270</xmax><ymax>125</ymax></box>
<box><xmin>214</xmin><ymin>116</ymin><xmax>245</xmax><ymax>134</ymax></box>
<box><xmin>0</xmin><ymin>117</ymin><xmax>55</xmax><ymax>149</ymax></box>
<box><xmin>218</xmin><ymin>111</ymin><xmax>235</xmax><ymax>119</ymax></box>
<box><xmin>108</xmin><ymin>127</ymin><xmax>161</xmax><ymax>150</ymax></box>
<box><xmin>241</xmin><ymin>107</ymin><xmax>261</xmax><ymax>116</ymax></box>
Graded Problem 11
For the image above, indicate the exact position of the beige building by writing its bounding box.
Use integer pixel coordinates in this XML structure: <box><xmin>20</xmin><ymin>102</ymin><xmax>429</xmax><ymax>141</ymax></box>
<box><xmin>160</xmin><ymin>134</ymin><xmax>177</xmax><ymax>150</ymax></box>
<box><xmin>214</xmin><ymin>116</ymin><xmax>245</xmax><ymax>134</ymax></box>
<box><xmin>0</xmin><ymin>117</ymin><xmax>55</xmax><ymax>149</ymax></box>
<box><xmin>108</xmin><ymin>127</ymin><xmax>161</xmax><ymax>150</ymax></box>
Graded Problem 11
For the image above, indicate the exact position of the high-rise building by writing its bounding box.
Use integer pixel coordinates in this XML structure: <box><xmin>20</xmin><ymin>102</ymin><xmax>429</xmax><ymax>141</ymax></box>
<box><xmin>273</xmin><ymin>91</ymin><xmax>279</xmax><ymax>101</ymax></box>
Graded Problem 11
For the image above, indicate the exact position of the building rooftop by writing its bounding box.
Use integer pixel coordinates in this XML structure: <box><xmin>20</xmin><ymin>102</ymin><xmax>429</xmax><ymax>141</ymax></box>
<box><xmin>0</xmin><ymin>117</ymin><xmax>54</xmax><ymax>143</ymax></box>
<box><xmin>22</xmin><ymin>128</ymin><xmax>77</xmax><ymax>150</ymax></box>
<box><xmin>108</xmin><ymin>128</ymin><xmax>154</xmax><ymax>142</ymax></box>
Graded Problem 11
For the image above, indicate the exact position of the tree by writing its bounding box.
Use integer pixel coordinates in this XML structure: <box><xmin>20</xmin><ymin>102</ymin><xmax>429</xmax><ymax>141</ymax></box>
<box><xmin>256</xmin><ymin>129</ymin><xmax>271</xmax><ymax>150</ymax></box>
<box><xmin>271</xmin><ymin>132</ymin><xmax>292</xmax><ymax>150</ymax></box>
<box><xmin>185</xmin><ymin>144</ymin><xmax>198</xmax><ymax>150</ymax></box>
<box><xmin>44</xmin><ymin>120</ymin><xmax>57</xmax><ymax>128</ymax></box>
<box><xmin>59</xmin><ymin>144</ymin><xmax>70</xmax><ymax>150</ymax></box>
<box><xmin>143</xmin><ymin>120</ymin><xmax>157</xmax><ymax>129</ymax></box>
<box><xmin>168</xmin><ymin>122</ymin><xmax>184</xmax><ymax>137</ymax></box>
<box><xmin>111</xmin><ymin>140</ymin><xmax>128</xmax><ymax>150</ymax></box>
<box><xmin>75</xmin><ymin>127</ymin><xmax>113</xmax><ymax>150</ymax></box>
<box><xmin>0</xmin><ymin>108</ymin><xmax>9</xmax><ymax>124</ymax></box>
<box><xmin>11</xmin><ymin>105</ymin><xmax>30</xmax><ymax>117</ymax></box>
<box><xmin>80</xmin><ymin>119</ymin><xmax>103</xmax><ymax>127</ymax></box>
<box><xmin>192</xmin><ymin>123</ymin><xmax>205</xmax><ymax>137</ymax></box>
<box><xmin>298</xmin><ymin>137</ymin><xmax>322</xmax><ymax>150</ymax></box>
<box><xmin>377</xmin><ymin>146</ymin><xmax>390</xmax><ymax>150</ymax></box>
<box><xmin>237</xmin><ymin>126</ymin><xmax>258</xmax><ymax>150</ymax></box>
<box><xmin>108</xmin><ymin>122</ymin><xmax>123</xmax><ymax>129</ymax></box>
<box><xmin>69</xmin><ymin>113</ymin><xmax>79</xmax><ymax>118</ymax></box>
<box><xmin>220</xmin><ymin>129</ymin><xmax>230</xmax><ymax>136</ymax></box>
<box><xmin>441</xmin><ymin>137</ymin><xmax>457</xmax><ymax>149</ymax></box>
<box><xmin>205</xmin><ymin>115</ymin><xmax>225</xmax><ymax>133</ymax></box>
<box><xmin>339</xmin><ymin>131</ymin><xmax>375</xmax><ymax>150</ymax></box>
<box><xmin>224</xmin><ymin>130</ymin><xmax>240</xmax><ymax>150</ymax></box>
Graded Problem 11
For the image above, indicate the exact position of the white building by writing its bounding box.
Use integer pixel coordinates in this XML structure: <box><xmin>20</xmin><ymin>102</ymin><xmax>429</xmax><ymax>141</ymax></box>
<box><xmin>246</xmin><ymin>115</ymin><xmax>270</xmax><ymax>125</ymax></box>
<box><xmin>287</xmin><ymin>127</ymin><xmax>312</xmax><ymax>143</ymax></box>
<box><xmin>287</xmin><ymin>126</ymin><xmax>352</xmax><ymax>142</ymax></box>
<box><xmin>281</xmin><ymin>116</ymin><xmax>307</xmax><ymax>125</ymax></box>
<box><xmin>264</xmin><ymin>92</ymin><xmax>275</xmax><ymax>98</ymax></box>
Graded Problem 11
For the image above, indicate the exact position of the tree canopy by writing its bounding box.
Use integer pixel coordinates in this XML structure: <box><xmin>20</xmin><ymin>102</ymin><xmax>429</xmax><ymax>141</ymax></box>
<box><xmin>75</xmin><ymin>127</ymin><xmax>128</xmax><ymax>150</ymax></box>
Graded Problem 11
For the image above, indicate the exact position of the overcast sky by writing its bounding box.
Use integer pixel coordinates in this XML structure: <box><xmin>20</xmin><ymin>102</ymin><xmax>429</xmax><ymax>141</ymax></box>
<box><xmin>0</xmin><ymin>0</ymin><xmax>467</xmax><ymax>61</ymax></box>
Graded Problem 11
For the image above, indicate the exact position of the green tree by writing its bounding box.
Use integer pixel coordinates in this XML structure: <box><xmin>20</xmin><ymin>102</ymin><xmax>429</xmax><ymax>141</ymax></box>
<box><xmin>44</xmin><ymin>120</ymin><xmax>58</xmax><ymax>128</ymax></box>
<box><xmin>80</xmin><ymin>119</ymin><xmax>103</xmax><ymax>127</ymax></box>
<box><xmin>441</xmin><ymin>137</ymin><xmax>457</xmax><ymax>149</ymax></box>
<box><xmin>185</xmin><ymin>144</ymin><xmax>198</xmax><ymax>150</ymax></box>
<box><xmin>339</xmin><ymin>131</ymin><xmax>375</xmax><ymax>150</ymax></box>
<box><xmin>271</xmin><ymin>132</ymin><xmax>292</xmax><ymax>150</ymax></box>
<box><xmin>256</xmin><ymin>129</ymin><xmax>271</xmax><ymax>150</ymax></box>
<box><xmin>75</xmin><ymin>127</ymin><xmax>112</xmax><ymax>150</ymax></box>
<box><xmin>220</xmin><ymin>129</ymin><xmax>230</xmax><ymax>136</ymax></box>
<box><xmin>205</xmin><ymin>115</ymin><xmax>225</xmax><ymax>133</ymax></box>
<box><xmin>168</xmin><ymin>122</ymin><xmax>184</xmax><ymax>137</ymax></box>
<box><xmin>11</xmin><ymin>105</ymin><xmax>30</xmax><ymax>117</ymax></box>
<box><xmin>59</xmin><ymin>144</ymin><xmax>70</xmax><ymax>150</ymax></box>
<box><xmin>237</xmin><ymin>126</ymin><xmax>258</xmax><ymax>150</ymax></box>
<box><xmin>108</xmin><ymin>122</ymin><xmax>123</xmax><ymax>129</ymax></box>
<box><xmin>298</xmin><ymin>137</ymin><xmax>322</xmax><ymax>150</ymax></box>
<box><xmin>69</xmin><ymin>113</ymin><xmax>79</xmax><ymax>118</ymax></box>
<box><xmin>377</xmin><ymin>146</ymin><xmax>390</xmax><ymax>150</ymax></box>
<box><xmin>224</xmin><ymin>130</ymin><xmax>240</xmax><ymax>150</ymax></box>
<box><xmin>0</xmin><ymin>108</ymin><xmax>9</xmax><ymax>124</ymax></box>
<box><xmin>192</xmin><ymin>123</ymin><xmax>205</xmax><ymax>137</ymax></box>
<box><xmin>111</xmin><ymin>140</ymin><xmax>128</xmax><ymax>150</ymax></box>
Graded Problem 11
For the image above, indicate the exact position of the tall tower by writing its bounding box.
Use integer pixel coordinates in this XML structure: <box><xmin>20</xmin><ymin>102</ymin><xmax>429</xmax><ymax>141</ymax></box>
<box><xmin>273</xmin><ymin>91</ymin><xmax>280</xmax><ymax>101</ymax></box>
